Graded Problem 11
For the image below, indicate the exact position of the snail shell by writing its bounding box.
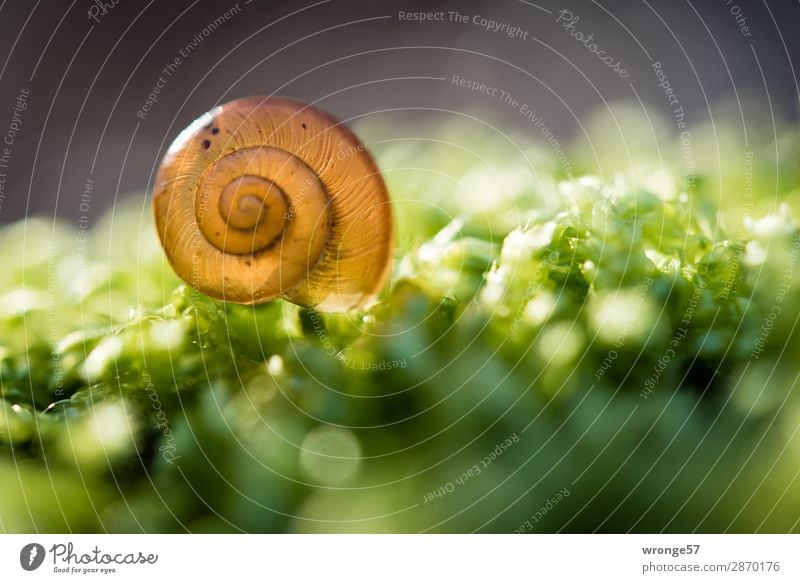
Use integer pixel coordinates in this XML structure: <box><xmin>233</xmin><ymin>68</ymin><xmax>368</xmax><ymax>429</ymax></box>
<box><xmin>152</xmin><ymin>97</ymin><xmax>393</xmax><ymax>312</ymax></box>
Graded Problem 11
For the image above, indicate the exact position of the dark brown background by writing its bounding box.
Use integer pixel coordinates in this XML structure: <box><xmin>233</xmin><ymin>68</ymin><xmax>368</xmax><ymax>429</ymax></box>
<box><xmin>0</xmin><ymin>0</ymin><xmax>797</xmax><ymax>224</ymax></box>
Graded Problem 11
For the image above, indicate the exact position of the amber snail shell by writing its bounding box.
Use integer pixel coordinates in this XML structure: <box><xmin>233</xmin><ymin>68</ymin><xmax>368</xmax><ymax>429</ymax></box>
<box><xmin>152</xmin><ymin>97</ymin><xmax>393</xmax><ymax>312</ymax></box>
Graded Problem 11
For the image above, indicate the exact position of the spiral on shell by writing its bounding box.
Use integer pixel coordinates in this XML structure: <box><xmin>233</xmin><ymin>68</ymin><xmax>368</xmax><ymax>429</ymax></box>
<box><xmin>152</xmin><ymin>97</ymin><xmax>393</xmax><ymax>312</ymax></box>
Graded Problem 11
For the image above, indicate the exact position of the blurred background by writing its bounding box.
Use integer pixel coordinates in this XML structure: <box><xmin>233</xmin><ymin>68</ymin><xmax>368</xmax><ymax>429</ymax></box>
<box><xmin>3</xmin><ymin>0</ymin><xmax>800</xmax><ymax>535</ymax></box>
<box><xmin>0</xmin><ymin>0</ymin><xmax>797</xmax><ymax>224</ymax></box>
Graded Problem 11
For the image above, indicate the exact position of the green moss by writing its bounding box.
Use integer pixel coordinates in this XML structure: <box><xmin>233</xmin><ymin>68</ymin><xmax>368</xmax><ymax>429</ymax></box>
<box><xmin>2</xmin><ymin>124</ymin><xmax>800</xmax><ymax>533</ymax></box>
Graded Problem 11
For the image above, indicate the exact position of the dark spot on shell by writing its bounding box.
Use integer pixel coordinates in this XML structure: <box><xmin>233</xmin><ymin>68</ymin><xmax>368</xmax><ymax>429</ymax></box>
<box><xmin>244</xmin><ymin>260</ymin><xmax>251</xmax><ymax>266</ymax></box>
<box><xmin>211</xmin><ymin>127</ymin><xmax>220</xmax><ymax>135</ymax></box>
<box><xmin>301</xmin><ymin>123</ymin><xmax>307</xmax><ymax>129</ymax></box>
<box><xmin>202</xmin><ymin>139</ymin><xmax>211</xmax><ymax>149</ymax></box>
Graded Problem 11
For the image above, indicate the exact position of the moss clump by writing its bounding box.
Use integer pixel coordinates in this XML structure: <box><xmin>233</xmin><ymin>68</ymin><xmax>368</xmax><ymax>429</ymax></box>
<box><xmin>2</xmin><ymin>124</ymin><xmax>800</xmax><ymax>533</ymax></box>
